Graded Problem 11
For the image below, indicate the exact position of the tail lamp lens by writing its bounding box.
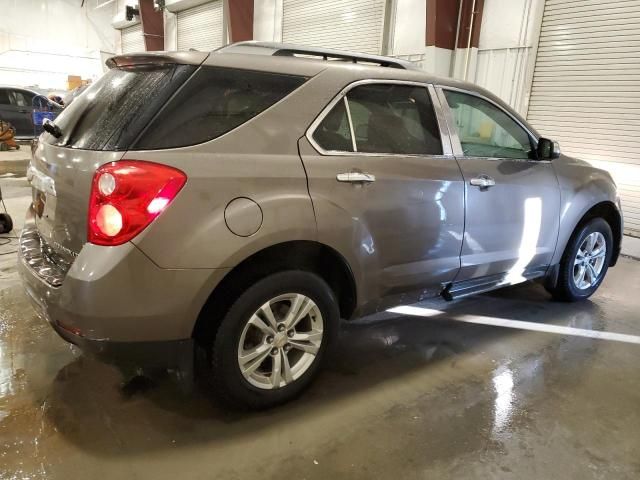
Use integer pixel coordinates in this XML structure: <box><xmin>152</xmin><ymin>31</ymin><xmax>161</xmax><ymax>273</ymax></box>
<box><xmin>98</xmin><ymin>172</ymin><xmax>116</xmax><ymax>196</ymax></box>
<box><xmin>95</xmin><ymin>204</ymin><xmax>123</xmax><ymax>237</ymax></box>
<box><xmin>88</xmin><ymin>161</ymin><xmax>186</xmax><ymax>246</ymax></box>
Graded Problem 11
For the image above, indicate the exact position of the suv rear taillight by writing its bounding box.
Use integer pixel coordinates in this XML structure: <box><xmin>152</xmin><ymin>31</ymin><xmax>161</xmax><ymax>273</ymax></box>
<box><xmin>88</xmin><ymin>161</ymin><xmax>186</xmax><ymax>246</ymax></box>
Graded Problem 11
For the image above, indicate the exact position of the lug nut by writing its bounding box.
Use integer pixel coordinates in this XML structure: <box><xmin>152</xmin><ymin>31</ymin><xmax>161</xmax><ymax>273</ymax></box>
<box><xmin>287</xmin><ymin>330</ymin><xmax>294</xmax><ymax>338</ymax></box>
<box><xmin>284</xmin><ymin>344</ymin><xmax>291</xmax><ymax>352</ymax></box>
<box><xmin>266</xmin><ymin>336</ymin><xmax>274</xmax><ymax>344</ymax></box>
<box><xmin>277</xmin><ymin>324</ymin><xmax>285</xmax><ymax>332</ymax></box>
<box><xmin>271</xmin><ymin>348</ymin><xmax>278</xmax><ymax>356</ymax></box>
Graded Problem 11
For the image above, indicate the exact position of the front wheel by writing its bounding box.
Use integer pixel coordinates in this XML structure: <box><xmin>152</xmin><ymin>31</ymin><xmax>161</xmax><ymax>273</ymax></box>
<box><xmin>202</xmin><ymin>270</ymin><xmax>339</xmax><ymax>409</ymax></box>
<box><xmin>547</xmin><ymin>217</ymin><xmax>613</xmax><ymax>302</ymax></box>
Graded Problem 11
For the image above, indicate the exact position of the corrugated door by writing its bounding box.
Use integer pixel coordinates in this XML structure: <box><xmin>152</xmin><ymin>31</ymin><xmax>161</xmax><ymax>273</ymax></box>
<box><xmin>282</xmin><ymin>0</ymin><xmax>386</xmax><ymax>55</ymax></box>
<box><xmin>528</xmin><ymin>0</ymin><xmax>640</xmax><ymax>235</ymax></box>
<box><xmin>121</xmin><ymin>24</ymin><xmax>145</xmax><ymax>54</ymax></box>
<box><xmin>177</xmin><ymin>1</ymin><xmax>224</xmax><ymax>51</ymax></box>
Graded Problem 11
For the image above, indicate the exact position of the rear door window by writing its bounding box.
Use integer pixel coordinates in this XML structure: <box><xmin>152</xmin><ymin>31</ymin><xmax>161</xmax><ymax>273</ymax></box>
<box><xmin>312</xmin><ymin>99</ymin><xmax>354</xmax><ymax>152</ymax></box>
<box><xmin>134</xmin><ymin>67</ymin><xmax>307</xmax><ymax>149</ymax></box>
<box><xmin>43</xmin><ymin>64</ymin><xmax>195</xmax><ymax>150</ymax></box>
<box><xmin>346</xmin><ymin>84</ymin><xmax>443</xmax><ymax>155</ymax></box>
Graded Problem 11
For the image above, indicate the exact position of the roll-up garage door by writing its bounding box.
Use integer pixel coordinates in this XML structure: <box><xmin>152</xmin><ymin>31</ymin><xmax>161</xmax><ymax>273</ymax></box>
<box><xmin>528</xmin><ymin>0</ymin><xmax>640</xmax><ymax>235</ymax></box>
<box><xmin>282</xmin><ymin>0</ymin><xmax>386</xmax><ymax>55</ymax></box>
<box><xmin>177</xmin><ymin>1</ymin><xmax>224</xmax><ymax>51</ymax></box>
<box><xmin>121</xmin><ymin>23</ymin><xmax>145</xmax><ymax>54</ymax></box>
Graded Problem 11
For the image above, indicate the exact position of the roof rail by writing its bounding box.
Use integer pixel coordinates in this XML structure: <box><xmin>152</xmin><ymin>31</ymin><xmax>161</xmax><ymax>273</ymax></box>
<box><xmin>216</xmin><ymin>41</ymin><xmax>417</xmax><ymax>70</ymax></box>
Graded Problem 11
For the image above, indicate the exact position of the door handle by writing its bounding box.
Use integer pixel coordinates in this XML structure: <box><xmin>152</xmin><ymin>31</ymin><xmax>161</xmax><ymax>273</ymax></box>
<box><xmin>18</xmin><ymin>109</ymin><xmax>30</xmax><ymax>113</ymax></box>
<box><xmin>469</xmin><ymin>175</ymin><xmax>496</xmax><ymax>189</ymax></box>
<box><xmin>336</xmin><ymin>172</ymin><xmax>376</xmax><ymax>183</ymax></box>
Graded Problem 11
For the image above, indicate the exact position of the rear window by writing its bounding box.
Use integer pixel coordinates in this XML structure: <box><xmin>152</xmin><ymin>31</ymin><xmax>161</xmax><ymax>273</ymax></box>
<box><xmin>44</xmin><ymin>64</ymin><xmax>195</xmax><ymax>150</ymax></box>
<box><xmin>133</xmin><ymin>67</ymin><xmax>307</xmax><ymax>149</ymax></box>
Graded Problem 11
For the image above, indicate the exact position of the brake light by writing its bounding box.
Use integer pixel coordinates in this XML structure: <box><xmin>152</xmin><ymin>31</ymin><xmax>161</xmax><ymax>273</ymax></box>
<box><xmin>88</xmin><ymin>160</ymin><xmax>186</xmax><ymax>246</ymax></box>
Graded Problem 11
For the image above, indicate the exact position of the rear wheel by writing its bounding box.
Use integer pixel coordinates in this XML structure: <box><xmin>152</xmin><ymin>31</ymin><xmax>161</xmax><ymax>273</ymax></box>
<box><xmin>201</xmin><ymin>270</ymin><xmax>339</xmax><ymax>409</ymax></box>
<box><xmin>547</xmin><ymin>218</ymin><xmax>613</xmax><ymax>302</ymax></box>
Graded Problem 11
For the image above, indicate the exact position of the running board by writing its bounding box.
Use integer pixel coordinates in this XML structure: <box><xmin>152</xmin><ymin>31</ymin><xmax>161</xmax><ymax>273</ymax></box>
<box><xmin>441</xmin><ymin>267</ymin><xmax>548</xmax><ymax>301</ymax></box>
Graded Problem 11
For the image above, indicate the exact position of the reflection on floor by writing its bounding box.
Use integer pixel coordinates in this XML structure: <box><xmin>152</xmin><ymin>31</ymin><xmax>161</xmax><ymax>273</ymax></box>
<box><xmin>0</xmin><ymin>250</ymin><xmax>639</xmax><ymax>478</ymax></box>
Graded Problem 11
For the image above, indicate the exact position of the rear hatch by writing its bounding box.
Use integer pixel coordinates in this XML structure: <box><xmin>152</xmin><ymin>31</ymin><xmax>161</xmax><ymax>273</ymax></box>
<box><xmin>30</xmin><ymin>59</ymin><xmax>199</xmax><ymax>264</ymax></box>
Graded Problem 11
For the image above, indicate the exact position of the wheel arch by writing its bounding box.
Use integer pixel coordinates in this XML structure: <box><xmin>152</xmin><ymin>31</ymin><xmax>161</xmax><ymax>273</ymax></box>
<box><xmin>192</xmin><ymin>240</ymin><xmax>357</xmax><ymax>345</ymax></box>
<box><xmin>553</xmin><ymin>200</ymin><xmax>622</xmax><ymax>275</ymax></box>
<box><xmin>573</xmin><ymin>201</ymin><xmax>622</xmax><ymax>267</ymax></box>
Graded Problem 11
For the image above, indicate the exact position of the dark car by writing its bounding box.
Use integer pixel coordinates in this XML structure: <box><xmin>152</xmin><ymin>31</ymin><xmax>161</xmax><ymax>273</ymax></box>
<box><xmin>0</xmin><ymin>86</ymin><xmax>62</xmax><ymax>138</ymax></box>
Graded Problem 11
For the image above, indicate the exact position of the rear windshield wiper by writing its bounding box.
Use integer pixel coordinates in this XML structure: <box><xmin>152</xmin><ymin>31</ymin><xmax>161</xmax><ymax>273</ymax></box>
<box><xmin>42</xmin><ymin>119</ymin><xmax>63</xmax><ymax>139</ymax></box>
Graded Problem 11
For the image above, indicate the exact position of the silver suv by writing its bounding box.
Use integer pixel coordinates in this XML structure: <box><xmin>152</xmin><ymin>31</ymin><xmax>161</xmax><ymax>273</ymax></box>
<box><xmin>19</xmin><ymin>42</ymin><xmax>622</xmax><ymax>409</ymax></box>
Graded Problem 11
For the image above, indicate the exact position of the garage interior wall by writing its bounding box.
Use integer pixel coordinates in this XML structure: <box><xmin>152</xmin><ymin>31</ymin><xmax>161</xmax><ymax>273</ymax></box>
<box><xmin>121</xmin><ymin>23</ymin><xmax>145</xmax><ymax>54</ymax></box>
<box><xmin>281</xmin><ymin>0</ymin><xmax>388</xmax><ymax>55</ymax></box>
<box><xmin>527</xmin><ymin>0</ymin><xmax>640</xmax><ymax>235</ymax></box>
<box><xmin>473</xmin><ymin>0</ymin><xmax>545</xmax><ymax>116</ymax></box>
<box><xmin>0</xmin><ymin>0</ymin><xmax>116</xmax><ymax>90</ymax></box>
<box><xmin>176</xmin><ymin>1</ymin><xmax>225</xmax><ymax>51</ymax></box>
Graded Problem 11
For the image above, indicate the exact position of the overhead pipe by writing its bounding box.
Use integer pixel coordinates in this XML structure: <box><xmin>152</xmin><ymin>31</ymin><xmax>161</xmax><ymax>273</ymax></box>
<box><xmin>450</xmin><ymin>0</ymin><xmax>464</xmax><ymax>77</ymax></box>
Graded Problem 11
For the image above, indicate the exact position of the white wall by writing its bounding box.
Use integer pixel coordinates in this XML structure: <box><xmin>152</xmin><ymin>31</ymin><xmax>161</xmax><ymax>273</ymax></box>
<box><xmin>473</xmin><ymin>0</ymin><xmax>545</xmax><ymax>114</ymax></box>
<box><xmin>253</xmin><ymin>0</ymin><xmax>283</xmax><ymax>42</ymax></box>
<box><xmin>389</xmin><ymin>0</ymin><xmax>426</xmax><ymax>56</ymax></box>
<box><xmin>0</xmin><ymin>0</ymin><xmax>119</xmax><ymax>91</ymax></box>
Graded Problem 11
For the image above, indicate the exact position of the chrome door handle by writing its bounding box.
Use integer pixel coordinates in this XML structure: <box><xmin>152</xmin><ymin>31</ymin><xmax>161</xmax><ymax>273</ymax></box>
<box><xmin>469</xmin><ymin>175</ymin><xmax>495</xmax><ymax>189</ymax></box>
<box><xmin>336</xmin><ymin>172</ymin><xmax>376</xmax><ymax>183</ymax></box>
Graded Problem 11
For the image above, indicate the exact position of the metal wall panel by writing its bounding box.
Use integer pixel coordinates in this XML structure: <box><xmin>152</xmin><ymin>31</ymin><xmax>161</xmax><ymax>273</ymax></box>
<box><xmin>528</xmin><ymin>0</ymin><xmax>640</xmax><ymax>234</ymax></box>
<box><xmin>282</xmin><ymin>0</ymin><xmax>386</xmax><ymax>55</ymax></box>
<box><xmin>121</xmin><ymin>24</ymin><xmax>145</xmax><ymax>54</ymax></box>
<box><xmin>177</xmin><ymin>1</ymin><xmax>223</xmax><ymax>51</ymax></box>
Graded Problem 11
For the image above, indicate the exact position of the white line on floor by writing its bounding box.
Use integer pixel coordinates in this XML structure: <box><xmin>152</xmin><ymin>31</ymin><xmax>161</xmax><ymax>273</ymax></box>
<box><xmin>387</xmin><ymin>305</ymin><xmax>640</xmax><ymax>345</ymax></box>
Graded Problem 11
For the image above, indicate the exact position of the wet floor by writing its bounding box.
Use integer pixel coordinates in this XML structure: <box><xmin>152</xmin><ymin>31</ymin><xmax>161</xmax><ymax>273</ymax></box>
<box><xmin>1</xmin><ymin>180</ymin><xmax>640</xmax><ymax>478</ymax></box>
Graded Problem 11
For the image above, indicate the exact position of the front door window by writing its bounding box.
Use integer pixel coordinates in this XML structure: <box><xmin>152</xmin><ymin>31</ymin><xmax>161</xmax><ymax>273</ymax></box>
<box><xmin>443</xmin><ymin>90</ymin><xmax>534</xmax><ymax>160</ymax></box>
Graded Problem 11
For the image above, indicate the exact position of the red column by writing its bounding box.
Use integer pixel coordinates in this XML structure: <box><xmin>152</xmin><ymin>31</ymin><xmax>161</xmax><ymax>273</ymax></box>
<box><xmin>457</xmin><ymin>0</ymin><xmax>484</xmax><ymax>49</ymax></box>
<box><xmin>426</xmin><ymin>0</ymin><xmax>484</xmax><ymax>50</ymax></box>
<box><xmin>228</xmin><ymin>0</ymin><xmax>254</xmax><ymax>42</ymax></box>
<box><xmin>139</xmin><ymin>0</ymin><xmax>164</xmax><ymax>51</ymax></box>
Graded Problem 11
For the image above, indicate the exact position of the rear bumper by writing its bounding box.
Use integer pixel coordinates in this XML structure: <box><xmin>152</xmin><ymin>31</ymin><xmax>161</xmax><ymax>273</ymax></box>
<box><xmin>51</xmin><ymin>320</ymin><xmax>194</xmax><ymax>368</ymax></box>
<box><xmin>18</xmin><ymin>209</ymin><xmax>229</xmax><ymax>366</ymax></box>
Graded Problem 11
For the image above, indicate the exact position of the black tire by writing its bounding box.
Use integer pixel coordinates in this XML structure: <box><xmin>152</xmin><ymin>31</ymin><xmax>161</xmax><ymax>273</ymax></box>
<box><xmin>0</xmin><ymin>213</ymin><xmax>13</xmax><ymax>234</ymax></box>
<box><xmin>201</xmin><ymin>270</ymin><xmax>339</xmax><ymax>410</ymax></box>
<box><xmin>547</xmin><ymin>217</ymin><xmax>613</xmax><ymax>302</ymax></box>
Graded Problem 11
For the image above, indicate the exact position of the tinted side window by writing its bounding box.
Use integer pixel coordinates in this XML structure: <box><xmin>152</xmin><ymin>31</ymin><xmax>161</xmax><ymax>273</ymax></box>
<box><xmin>11</xmin><ymin>91</ymin><xmax>32</xmax><ymax>107</ymax></box>
<box><xmin>312</xmin><ymin>99</ymin><xmax>353</xmax><ymax>152</ymax></box>
<box><xmin>135</xmin><ymin>67</ymin><xmax>307</xmax><ymax>149</ymax></box>
<box><xmin>443</xmin><ymin>90</ymin><xmax>533</xmax><ymax>160</ymax></box>
<box><xmin>346</xmin><ymin>84</ymin><xmax>442</xmax><ymax>155</ymax></box>
<box><xmin>0</xmin><ymin>89</ymin><xmax>10</xmax><ymax>105</ymax></box>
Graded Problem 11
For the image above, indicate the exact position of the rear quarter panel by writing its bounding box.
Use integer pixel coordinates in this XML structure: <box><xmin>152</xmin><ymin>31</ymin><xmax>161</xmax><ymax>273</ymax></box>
<box><xmin>127</xmin><ymin>71</ymin><xmax>341</xmax><ymax>269</ymax></box>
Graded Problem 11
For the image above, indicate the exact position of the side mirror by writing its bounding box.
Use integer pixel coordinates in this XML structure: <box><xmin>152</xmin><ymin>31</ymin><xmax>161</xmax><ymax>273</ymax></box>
<box><xmin>537</xmin><ymin>137</ymin><xmax>561</xmax><ymax>160</ymax></box>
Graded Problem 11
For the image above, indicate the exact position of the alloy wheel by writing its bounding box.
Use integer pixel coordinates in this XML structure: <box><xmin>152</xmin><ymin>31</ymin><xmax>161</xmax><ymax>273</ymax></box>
<box><xmin>237</xmin><ymin>293</ymin><xmax>324</xmax><ymax>390</ymax></box>
<box><xmin>573</xmin><ymin>231</ymin><xmax>607</xmax><ymax>290</ymax></box>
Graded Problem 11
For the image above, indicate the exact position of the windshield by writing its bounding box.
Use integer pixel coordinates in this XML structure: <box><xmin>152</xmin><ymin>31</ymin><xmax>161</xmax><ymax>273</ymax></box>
<box><xmin>42</xmin><ymin>64</ymin><xmax>195</xmax><ymax>151</ymax></box>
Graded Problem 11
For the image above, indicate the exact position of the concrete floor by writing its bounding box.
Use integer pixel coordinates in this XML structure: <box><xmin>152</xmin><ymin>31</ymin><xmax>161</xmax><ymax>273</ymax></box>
<box><xmin>1</xmin><ymin>176</ymin><xmax>640</xmax><ymax>479</ymax></box>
